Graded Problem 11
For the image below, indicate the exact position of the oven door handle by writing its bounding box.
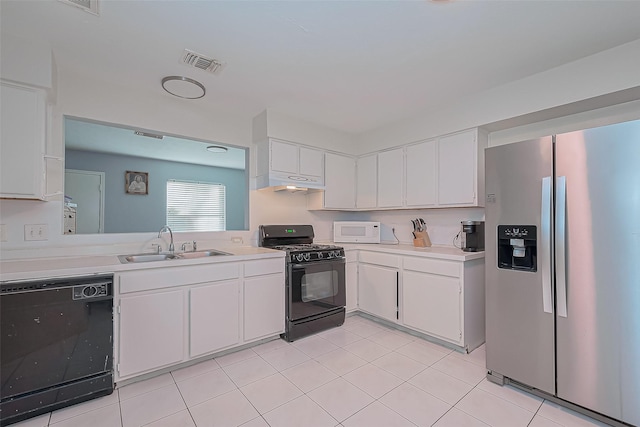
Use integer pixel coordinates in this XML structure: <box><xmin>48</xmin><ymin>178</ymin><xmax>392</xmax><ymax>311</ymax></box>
<box><xmin>290</xmin><ymin>259</ymin><xmax>345</xmax><ymax>268</ymax></box>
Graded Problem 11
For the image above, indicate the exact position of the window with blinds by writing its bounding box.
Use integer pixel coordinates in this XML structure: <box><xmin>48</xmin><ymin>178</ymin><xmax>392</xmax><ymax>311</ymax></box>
<box><xmin>167</xmin><ymin>180</ymin><xmax>226</xmax><ymax>232</ymax></box>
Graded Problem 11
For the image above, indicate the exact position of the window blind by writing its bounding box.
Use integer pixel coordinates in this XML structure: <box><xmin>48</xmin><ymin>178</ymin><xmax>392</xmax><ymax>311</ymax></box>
<box><xmin>167</xmin><ymin>180</ymin><xmax>226</xmax><ymax>232</ymax></box>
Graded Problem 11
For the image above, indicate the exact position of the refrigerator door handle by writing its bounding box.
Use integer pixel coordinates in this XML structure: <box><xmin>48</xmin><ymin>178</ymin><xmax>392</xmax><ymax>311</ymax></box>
<box><xmin>541</xmin><ymin>176</ymin><xmax>553</xmax><ymax>314</ymax></box>
<box><xmin>556</xmin><ymin>176</ymin><xmax>568</xmax><ymax>318</ymax></box>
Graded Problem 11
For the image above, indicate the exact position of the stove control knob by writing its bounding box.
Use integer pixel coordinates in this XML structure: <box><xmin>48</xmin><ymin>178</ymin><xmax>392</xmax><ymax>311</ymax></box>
<box><xmin>296</xmin><ymin>254</ymin><xmax>304</xmax><ymax>262</ymax></box>
<box><xmin>318</xmin><ymin>252</ymin><xmax>324</xmax><ymax>259</ymax></box>
<box><xmin>303</xmin><ymin>253</ymin><xmax>311</xmax><ymax>261</ymax></box>
<box><xmin>325</xmin><ymin>251</ymin><xmax>332</xmax><ymax>259</ymax></box>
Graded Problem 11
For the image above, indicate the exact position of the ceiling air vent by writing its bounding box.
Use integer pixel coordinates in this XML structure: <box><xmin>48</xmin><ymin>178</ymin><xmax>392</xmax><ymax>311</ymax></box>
<box><xmin>58</xmin><ymin>0</ymin><xmax>99</xmax><ymax>15</ymax></box>
<box><xmin>181</xmin><ymin>49</ymin><xmax>224</xmax><ymax>74</ymax></box>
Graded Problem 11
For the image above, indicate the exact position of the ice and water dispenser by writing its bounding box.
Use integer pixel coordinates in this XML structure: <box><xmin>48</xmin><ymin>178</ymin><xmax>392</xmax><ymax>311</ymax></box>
<box><xmin>497</xmin><ymin>225</ymin><xmax>537</xmax><ymax>271</ymax></box>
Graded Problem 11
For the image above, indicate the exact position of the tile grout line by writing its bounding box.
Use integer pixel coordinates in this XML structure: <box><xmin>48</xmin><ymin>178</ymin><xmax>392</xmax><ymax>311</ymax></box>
<box><xmin>169</xmin><ymin>371</ymin><xmax>199</xmax><ymax>427</ymax></box>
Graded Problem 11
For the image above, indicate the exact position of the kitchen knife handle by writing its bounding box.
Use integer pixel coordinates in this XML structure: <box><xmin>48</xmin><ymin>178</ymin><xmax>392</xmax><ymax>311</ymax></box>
<box><xmin>555</xmin><ymin>176</ymin><xmax>568</xmax><ymax>318</ymax></box>
<box><xmin>541</xmin><ymin>176</ymin><xmax>553</xmax><ymax>314</ymax></box>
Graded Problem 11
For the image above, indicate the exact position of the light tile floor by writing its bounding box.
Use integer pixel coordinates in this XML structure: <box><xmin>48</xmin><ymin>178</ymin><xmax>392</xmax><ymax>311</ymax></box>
<box><xmin>13</xmin><ymin>315</ymin><xmax>610</xmax><ymax>427</ymax></box>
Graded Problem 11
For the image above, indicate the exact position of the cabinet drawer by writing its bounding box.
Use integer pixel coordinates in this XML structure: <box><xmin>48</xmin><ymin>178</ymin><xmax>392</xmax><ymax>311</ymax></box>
<box><xmin>244</xmin><ymin>258</ymin><xmax>284</xmax><ymax>277</ymax></box>
<box><xmin>403</xmin><ymin>256</ymin><xmax>460</xmax><ymax>278</ymax></box>
<box><xmin>359</xmin><ymin>251</ymin><xmax>400</xmax><ymax>268</ymax></box>
<box><xmin>119</xmin><ymin>263</ymin><xmax>240</xmax><ymax>293</ymax></box>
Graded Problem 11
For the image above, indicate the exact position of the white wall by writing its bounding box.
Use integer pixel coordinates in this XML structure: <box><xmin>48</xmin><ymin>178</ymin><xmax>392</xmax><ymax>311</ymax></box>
<box><xmin>356</xmin><ymin>39</ymin><xmax>640</xmax><ymax>153</ymax></box>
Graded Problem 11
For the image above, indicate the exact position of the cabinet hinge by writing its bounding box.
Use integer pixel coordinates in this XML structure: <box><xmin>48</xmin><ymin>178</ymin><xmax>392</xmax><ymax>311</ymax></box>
<box><xmin>117</xmin><ymin>305</ymin><xmax>121</xmax><ymax>314</ymax></box>
<box><xmin>116</xmin><ymin>363</ymin><xmax>120</xmax><ymax>373</ymax></box>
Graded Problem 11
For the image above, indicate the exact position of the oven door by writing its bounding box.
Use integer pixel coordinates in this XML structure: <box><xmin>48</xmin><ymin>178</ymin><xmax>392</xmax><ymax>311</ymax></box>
<box><xmin>288</xmin><ymin>259</ymin><xmax>346</xmax><ymax>322</ymax></box>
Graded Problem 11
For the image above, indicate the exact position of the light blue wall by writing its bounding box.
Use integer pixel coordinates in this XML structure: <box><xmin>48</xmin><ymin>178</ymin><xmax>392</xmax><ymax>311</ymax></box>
<box><xmin>65</xmin><ymin>150</ymin><xmax>247</xmax><ymax>233</ymax></box>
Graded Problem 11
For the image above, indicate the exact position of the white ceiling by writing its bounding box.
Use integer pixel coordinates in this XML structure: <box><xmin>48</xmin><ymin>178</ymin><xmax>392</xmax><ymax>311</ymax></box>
<box><xmin>2</xmin><ymin>0</ymin><xmax>640</xmax><ymax>135</ymax></box>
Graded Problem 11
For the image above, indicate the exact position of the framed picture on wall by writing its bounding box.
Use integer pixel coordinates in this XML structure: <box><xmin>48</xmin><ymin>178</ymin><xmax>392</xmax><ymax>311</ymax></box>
<box><xmin>125</xmin><ymin>171</ymin><xmax>148</xmax><ymax>195</ymax></box>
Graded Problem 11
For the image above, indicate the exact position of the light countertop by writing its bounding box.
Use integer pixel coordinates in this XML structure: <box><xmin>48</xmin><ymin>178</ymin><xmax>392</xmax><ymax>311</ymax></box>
<box><xmin>1</xmin><ymin>243</ymin><xmax>483</xmax><ymax>282</ymax></box>
<box><xmin>339</xmin><ymin>243</ymin><xmax>484</xmax><ymax>261</ymax></box>
<box><xmin>0</xmin><ymin>247</ymin><xmax>283</xmax><ymax>282</ymax></box>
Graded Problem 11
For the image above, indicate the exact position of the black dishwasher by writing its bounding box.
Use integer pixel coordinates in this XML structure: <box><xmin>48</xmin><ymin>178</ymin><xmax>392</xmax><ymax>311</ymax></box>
<box><xmin>1</xmin><ymin>275</ymin><xmax>114</xmax><ymax>426</ymax></box>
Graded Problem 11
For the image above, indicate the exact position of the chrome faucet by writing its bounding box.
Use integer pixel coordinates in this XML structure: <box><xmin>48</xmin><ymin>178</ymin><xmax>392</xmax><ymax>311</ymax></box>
<box><xmin>158</xmin><ymin>225</ymin><xmax>174</xmax><ymax>253</ymax></box>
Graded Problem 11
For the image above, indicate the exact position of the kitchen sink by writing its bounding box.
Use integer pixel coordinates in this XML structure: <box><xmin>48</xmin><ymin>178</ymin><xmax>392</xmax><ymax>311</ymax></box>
<box><xmin>118</xmin><ymin>253</ymin><xmax>179</xmax><ymax>263</ymax></box>
<box><xmin>118</xmin><ymin>249</ymin><xmax>230</xmax><ymax>263</ymax></box>
<box><xmin>177</xmin><ymin>249</ymin><xmax>231</xmax><ymax>259</ymax></box>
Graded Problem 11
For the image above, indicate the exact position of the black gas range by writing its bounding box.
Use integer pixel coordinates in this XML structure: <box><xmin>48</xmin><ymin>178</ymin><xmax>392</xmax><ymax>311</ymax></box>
<box><xmin>259</xmin><ymin>225</ymin><xmax>346</xmax><ymax>341</ymax></box>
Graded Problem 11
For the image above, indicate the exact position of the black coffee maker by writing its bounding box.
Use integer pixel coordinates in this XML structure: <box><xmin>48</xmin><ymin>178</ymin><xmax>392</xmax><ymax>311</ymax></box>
<box><xmin>461</xmin><ymin>221</ymin><xmax>485</xmax><ymax>252</ymax></box>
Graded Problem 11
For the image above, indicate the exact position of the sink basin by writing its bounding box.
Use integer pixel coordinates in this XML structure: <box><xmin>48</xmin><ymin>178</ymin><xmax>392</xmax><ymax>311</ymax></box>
<box><xmin>118</xmin><ymin>249</ymin><xmax>230</xmax><ymax>263</ymax></box>
<box><xmin>118</xmin><ymin>253</ymin><xmax>178</xmax><ymax>263</ymax></box>
<box><xmin>177</xmin><ymin>249</ymin><xmax>230</xmax><ymax>259</ymax></box>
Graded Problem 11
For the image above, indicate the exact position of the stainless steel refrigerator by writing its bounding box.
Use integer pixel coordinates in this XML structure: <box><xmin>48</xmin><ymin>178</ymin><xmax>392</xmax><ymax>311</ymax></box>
<box><xmin>485</xmin><ymin>119</ymin><xmax>640</xmax><ymax>426</ymax></box>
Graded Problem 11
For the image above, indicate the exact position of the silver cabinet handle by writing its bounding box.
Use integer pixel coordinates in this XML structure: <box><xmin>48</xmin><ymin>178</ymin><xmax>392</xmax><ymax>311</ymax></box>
<box><xmin>541</xmin><ymin>176</ymin><xmax>553</xmax><ymax>314</ymax></box>
<box><xmin>555</xmin><ymin>176</ymin><xmax>568</xmax><ymax>318</ymax></box>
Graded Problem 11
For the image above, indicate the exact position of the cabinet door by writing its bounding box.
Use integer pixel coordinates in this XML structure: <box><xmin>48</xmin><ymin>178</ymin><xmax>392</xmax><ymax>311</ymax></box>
<box><xmin>190</xmin><ymin>280</ymin><xmax>240</xmax><ymax>357</ymax></box>
<box><xmin>356</xmin><ymin>154</ymin><xmax>377</xmax><ymax>208</ymax></box>
<box><xmin>299</xmin><ymin>146</ymin><xmax>324</xmax><ymax>178</ymax></box>
<box><xmin>118</xmin><ymin>290</ymin><xmax>184</xmax><ymax>378</ymax></box>
<box><xmin>346</xmin><ymin>262</ymin><xmax>358</xmax><ymax>312</ymax></box>
<box><xmin>324</xmin><ymin>152</ymin><xmax>356</xmax><ymax>209</ymax></box>
<box><xmin>358</xmin><ymin>264</ymin><xmax>398</xmax><ymax>322</ymax></box>
<box><xmin>403</xmin><ymin>271</ymin><xmax>462</xmax><ymax>344</ymax></box>
<box><xmin>438</xmin><ymin>130</ymin><xmax>476</xmax><ymax>205</ymax></box>
<box><xmin>377</xmin><ymin>148</ymin><xmax>404</xmax><ymax>208</ymax></box>
<box><xmin>406</xmin><ymin>140</ymin><xmax>437</xmax><ymax>206</ymax></box>
<box><xmin>0</xmin><ymin>82</ymin><xmax>45</xmax><ymax>199</ymax></box>
<box><xmin>244</xmin><ymin>273</ymin><xmax>285</xmax><ymax>341</ymax></box>
<box><xmin>271</xmin><ymin>140</ymin><xmax>299</xmax><ymax>174</ymax></box>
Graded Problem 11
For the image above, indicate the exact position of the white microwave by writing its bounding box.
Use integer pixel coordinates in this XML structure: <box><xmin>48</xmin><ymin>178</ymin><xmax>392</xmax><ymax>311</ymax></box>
<box><xmin>333</xmin><ymin>221</ymin><xmax>381</xmax><ymax>243</ymax></box>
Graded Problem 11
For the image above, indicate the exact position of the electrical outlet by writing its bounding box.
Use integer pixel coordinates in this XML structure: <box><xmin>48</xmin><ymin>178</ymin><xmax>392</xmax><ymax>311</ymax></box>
<box><xmin>231</xmin><ymin>237</ymin><xmax>243</xmax><ymax>244</ymax></box>
<box><xmin>0</xmin><ymin>224</ymin><xmax>7</xmax><ymax>242</ymax></box>
<box><xmin>24</xmin><ymin>224</ymin><xmax>49</xmax><ymax>241</ymax></box>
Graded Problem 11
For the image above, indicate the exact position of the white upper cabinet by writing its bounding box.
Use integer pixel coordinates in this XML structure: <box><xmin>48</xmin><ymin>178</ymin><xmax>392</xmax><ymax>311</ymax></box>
<box><xmin>270</xmin><ymin>140</ymin><xmax>299</xmax><ymax>173</ymax></box>
<box><xmin>306</xmin><ymin>127</ymin><xmax>486</xmax><ymax>211</ymax></box>
<box><xmin>308</xmin><ymin>152</ymin><xmax>356</xmax><ymax>209</ymax></box>
<box><xmin>255</xmin><ymin>138</ymin><xmax>324</xmax><ymax>189</ymax></box>
<box><xmin>377</xmin><ymin>148</ymin><xmax>404</xmax><ymax>208</ymax></box>
<box><xmin>323</xmin><ymin>152</ymin><xmax>356</xmax><ymax>209</ymax></box>
<box><xmin>299</xmin><ymin>146</ymin><xmax>324</xmax><ymax>178</ymax></box>
<box><xmin>437</xmin><ymin>129</ymin><xmax>487</xmax><ymax>207</ymax></box>
<box><xmin>356</xmin><ymin>154</ymin><xmax>377</xmax><ymax>208</ymax></box>
<box><xmin>0</xmin><ymin>81</ymin><xmax>47</xmax><ymax>200</ymax></box>
<box><xmin>405</xmin><ymin>139</ymin><xmax>437</xmax><ymax>207</ymax></box>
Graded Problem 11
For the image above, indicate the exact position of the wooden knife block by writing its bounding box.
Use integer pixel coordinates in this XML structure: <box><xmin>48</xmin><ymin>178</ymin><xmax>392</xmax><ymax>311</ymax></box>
<box><xmin>413</xmin><ymin>230</ymin><xmax>432</xmax><ymax>247</ymax></box>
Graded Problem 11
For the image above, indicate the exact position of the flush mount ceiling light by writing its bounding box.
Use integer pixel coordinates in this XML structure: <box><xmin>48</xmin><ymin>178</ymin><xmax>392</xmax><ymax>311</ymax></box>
<box><xmin>206</xmin><ymin>145</ymin><xmax>228</xmax><ymax>153</ymax></box>
<box><xmin>134</xmin><ymin>130</ymin><xmax>164</xmax><ymax>139</ymax></box>
<box><xmin>161</xmin><ymin>76</ymin><xmax>205</xmax><ymax>99</ymax></box>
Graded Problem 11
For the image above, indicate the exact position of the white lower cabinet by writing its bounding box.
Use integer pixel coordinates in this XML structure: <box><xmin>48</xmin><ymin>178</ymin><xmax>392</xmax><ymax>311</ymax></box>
<box><xmin>403</xmin><ymin>271</ymin><xmax>461</xmax><ymax>345</ymax></box>
<box><xmin>353</xmin><ymin>249</ymin><xmax>485</xmax><ymax>351</ymax></box>
<box><xmin>358</xmin><ymin>264</ymin><xmax>398</xmax><ymax>322</ymax></box>
<box><xmin>115</xmin><ymin>257</ymin><xmax>285</xmax><ymax>381</ymax></box>
<box><xmin>358</xmin><ymin>251</ymin><xmax>400</xmax><ymax>323</ymax></box>
<box><xmin>190</xmin><ymin>280</ymin><xmax>240</xmax><ymax>358</ymax></box>
<box><xmin>118</xmin><ymin>289</ymin><xmax>185</xmax><ymax>378</ymax></box>
<box><xmin>244</xmin><ymin>273</ymin><xmax>285</xmax><ymax>341</ymax></box>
